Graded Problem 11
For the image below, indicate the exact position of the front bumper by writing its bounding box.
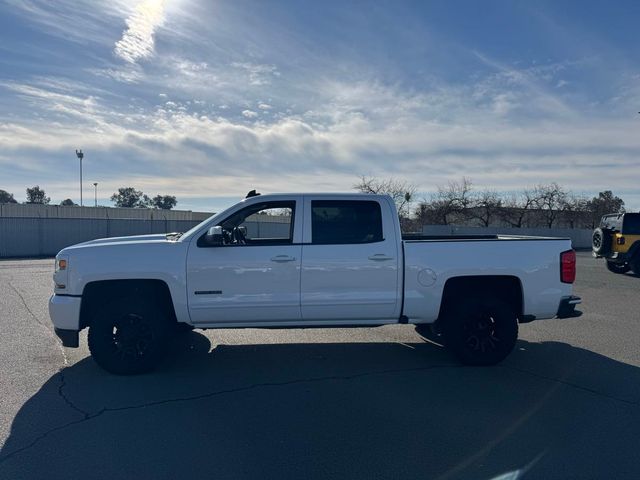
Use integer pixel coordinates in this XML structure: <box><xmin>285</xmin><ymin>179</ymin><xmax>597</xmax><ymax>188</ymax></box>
<box><xmin>49</xmin><ymin>295</ymin><xmax>82</xmax><ymax>347</ymax></box>
<box><xmin>557</xmin><ymin>295</ymin><xmax>582</xmax><ymax>319</ymax></box>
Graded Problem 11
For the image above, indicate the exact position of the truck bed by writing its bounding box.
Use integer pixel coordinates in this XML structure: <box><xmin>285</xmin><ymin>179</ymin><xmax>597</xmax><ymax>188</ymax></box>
<box><xmin>402</xmin><ymin>234</ymin><xmax>569</xmax><ymax>242</ymax></box>
<box><xmin>401</xmin><ymin>235</ymin><xmax>573</xmax><ymax>322</ymax></box>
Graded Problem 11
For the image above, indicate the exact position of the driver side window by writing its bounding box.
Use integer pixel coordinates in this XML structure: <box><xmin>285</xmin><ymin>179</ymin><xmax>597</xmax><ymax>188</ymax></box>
<box><xmin>219</xmin><ymin>201</ymin><xmax>295</xmax><ymax>246</ymax></box>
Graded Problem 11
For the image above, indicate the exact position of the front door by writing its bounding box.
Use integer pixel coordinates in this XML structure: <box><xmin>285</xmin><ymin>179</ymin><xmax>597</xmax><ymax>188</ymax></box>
<box><xmin>187</xmin><ymin>199</ymin><xmax>302</xmax><ymax>324</ymax></box>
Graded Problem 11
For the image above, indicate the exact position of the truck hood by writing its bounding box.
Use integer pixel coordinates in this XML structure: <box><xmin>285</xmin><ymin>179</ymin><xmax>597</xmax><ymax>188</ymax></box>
<box><xmin>68</xmin><ymin>234</ymin><xmax>170</xmax><ymax>249</ymax></box>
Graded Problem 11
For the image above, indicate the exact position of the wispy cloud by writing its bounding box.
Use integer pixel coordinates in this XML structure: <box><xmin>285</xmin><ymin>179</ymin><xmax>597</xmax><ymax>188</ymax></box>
<box><xmin>231</xmin><ymin>62</ymin><xmax>280</xmax><ymax>86</ymax></box>
<box><xmin>114</xmin><ymin>0</ymin><xmax>166</xmax><ymax>64</ymax></box>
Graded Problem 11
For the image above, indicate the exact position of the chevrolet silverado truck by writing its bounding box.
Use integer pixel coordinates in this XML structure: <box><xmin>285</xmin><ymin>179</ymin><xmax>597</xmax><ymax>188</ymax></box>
<box><xmin>50</xmin><ymin>193</ymin><xmax>581</xmax><ymax>374</ymax></box>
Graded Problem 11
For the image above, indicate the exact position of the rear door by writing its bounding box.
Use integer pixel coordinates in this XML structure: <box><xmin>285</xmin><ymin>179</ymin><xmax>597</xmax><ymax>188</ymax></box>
<box><xmin>300</xmin><ymin>197</ymin><xmax>401</xmax><ymax>322</ymax></box>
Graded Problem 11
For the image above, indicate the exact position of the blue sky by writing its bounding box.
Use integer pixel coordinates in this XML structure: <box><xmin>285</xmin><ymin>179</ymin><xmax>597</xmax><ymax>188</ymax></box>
<box><xmin>0</xmin><ymin>0</ymin><xmax>639</xmax><ymax>212</ymax></box>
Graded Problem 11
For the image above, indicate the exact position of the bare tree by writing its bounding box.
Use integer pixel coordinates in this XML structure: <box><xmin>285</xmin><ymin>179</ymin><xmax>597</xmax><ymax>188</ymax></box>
<box><xmin>415</xmin><ymin>177</ymin><xmax>474</xmax><ymax>226</ymax></box>
<box><xmin>560</xmin><ymin>194</ymin><xmax>589</xmax><ymax>228</ymax></box>
<box><xmin>471</xmin><ymin>190</ymin><xmax>502</xmax><ymax>227</ymax></box>
<box><xmin>353</xmin><ymin>176</ymin><xmax>417</xmax><ymax>219</ymax></box>
<box><xmin>499</xmin><ymin>189</ymin><xmax>539</xmax><ymax>228</ymax></box>
<box><xmin>534</xmin><ymin>183</ymin><xmax>567</xmax><ymax>228</ymax></box>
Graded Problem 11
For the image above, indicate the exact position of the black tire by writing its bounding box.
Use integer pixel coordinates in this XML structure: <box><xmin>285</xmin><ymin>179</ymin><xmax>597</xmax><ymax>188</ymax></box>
<box><xmin>606</xmin><ymin>261</ymin><xmax>630</xmax><ymax>274</ymax></box>
<box><xmin>415</xmin><ymin>323</ymin><xmax>443</xmax><ymax>343</ymax></box>
<box><xmin>631</xmin><ymin>256</ymin><xmax>640</xmax><ymax>275</ymax></box>
<box><xmin>441</xmin><ymin>298</ymin><xmax>518</xmax><ymax>366</ymax></box>
<box><xmin>175</xmin><ymin>322</ymin><xmax>195</xmax><ymax>333</ymax></box>
<box><xmin>88</xmin><ymin>297</ymin><xmax>172</xmax><ymax>375</ymax></box>
<box><xmin>592</xmin><ymin>228</ymin><xmax>611</xmax><ymax>255</ymax></box>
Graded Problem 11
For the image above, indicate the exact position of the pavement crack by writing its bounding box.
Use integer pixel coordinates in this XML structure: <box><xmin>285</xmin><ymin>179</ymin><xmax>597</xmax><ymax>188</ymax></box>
<box><xmin>57</xmin><ymin>371</ymin><xmax>91</xmax><ymax>419</ymax></box>
<box><xmin>0</xmin><ymin>363</ymin><xmax>458</xmax><ymax>464</ymax></box>
<box><xmin>502</xmin><ymin>364</ymin><xmax>640</xmax><ymax>407</ymax></box>
<box><xmin>7</xmin><ymin>282</ymin><xmax>48</xmax><ymax>331</ymax></box>
<box><xmin>8</xmin><ymin>280</ymin><xmax>69</xmax><ymax>368</ymax></box>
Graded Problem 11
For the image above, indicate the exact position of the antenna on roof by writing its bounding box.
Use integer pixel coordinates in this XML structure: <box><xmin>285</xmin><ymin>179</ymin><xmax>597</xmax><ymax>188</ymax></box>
<box><xmin>245</xmin><ymin>189</ymin><xmax>261</xmax><ymax>198</ymax></box>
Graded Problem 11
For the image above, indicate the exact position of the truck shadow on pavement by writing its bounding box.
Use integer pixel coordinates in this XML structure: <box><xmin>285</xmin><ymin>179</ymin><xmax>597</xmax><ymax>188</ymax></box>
<box><xmin>1</xmin><ymin>332</ymin><xmax>639</xmax><ymax>480</ymax></box>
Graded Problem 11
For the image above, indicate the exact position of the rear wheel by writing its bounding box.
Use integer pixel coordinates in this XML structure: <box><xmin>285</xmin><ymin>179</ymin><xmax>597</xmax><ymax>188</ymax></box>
<box><xmin>592</xmin><ymin>228</ymin><xmax>611</xmax><ymax>255</ymax></box>
<box><xmin>88</xmin><ymin>297</ymin><xmax>172</xmax><ymax>375</ymax></box>
<box><xmin>606</xmin><ymin>261</ymin><xmax>630</xmax><ymax>274</ymax></box>
<box><xmin>630</xmin><ymin>256</ymin><xmax>640</xmax><ymax>275</ymax></box>
<box><xmin>175</xmin><ymin>322</ymin><xmax>194</xmax><ymax>333</ymax></box>
<box><xmin>415</xmin><ymin>323</ymin><xmax>442</xmax><ymax>343</ymax></box>
<box><xmin>441</xmin><ymin>298</ymin><xmax>518</xmax><ymax>366</ymax></box>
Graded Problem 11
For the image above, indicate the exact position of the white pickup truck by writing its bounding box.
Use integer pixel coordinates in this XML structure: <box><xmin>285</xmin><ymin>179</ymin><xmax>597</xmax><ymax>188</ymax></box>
<box><xmin>49</xmin><ymin>193</ymin><xmax>581</xmax><ymax>374</ymax></box>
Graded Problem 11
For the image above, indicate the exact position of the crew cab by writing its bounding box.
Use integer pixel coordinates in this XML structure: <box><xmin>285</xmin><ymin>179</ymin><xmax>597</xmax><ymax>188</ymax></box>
<box><xmin>49</xmin><ymin>193</ymin><xmax>581</xmax><ymax>374</ymax></box>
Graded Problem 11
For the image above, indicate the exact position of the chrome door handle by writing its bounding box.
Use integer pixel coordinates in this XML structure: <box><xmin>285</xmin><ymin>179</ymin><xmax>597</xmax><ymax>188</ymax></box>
<box><xmin>270</xmin><ymin>255</ymin><xmax>296</xmax><ymax>262</ymax></box>
<box><xmin>368</xmin><ymin>254</ymin><xmax>394</xmax><ymax>261</ymax></box>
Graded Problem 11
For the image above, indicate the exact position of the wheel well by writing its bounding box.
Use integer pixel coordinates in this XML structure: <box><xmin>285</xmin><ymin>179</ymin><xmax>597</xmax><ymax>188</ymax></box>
<box><xmin>79</xmin><ymin>279</ymin><xmax>177</xmax><ymax>329</ymax></box>
<box><xmin>437</xmin><ymin>276</ymin><xmax>523</xmax><ymax>322</ymax></box>
<box><xmin>628</xmin><ymin>240</ymin><xmax>640</xmax><ymax>261</ymax></box>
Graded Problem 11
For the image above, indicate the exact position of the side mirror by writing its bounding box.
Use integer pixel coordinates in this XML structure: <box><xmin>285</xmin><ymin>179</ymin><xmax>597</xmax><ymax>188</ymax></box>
<box><xmin>205</xmin><ymin>226</ymin><xmax>224</xmax><ymax>246</ymax></box>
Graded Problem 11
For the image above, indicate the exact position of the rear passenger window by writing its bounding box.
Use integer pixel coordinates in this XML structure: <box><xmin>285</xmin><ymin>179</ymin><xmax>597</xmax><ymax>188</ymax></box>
<box><xmin>311</xmin><ymin>200</ymin><xmax>383</xmax><ymax>244</ymax></box>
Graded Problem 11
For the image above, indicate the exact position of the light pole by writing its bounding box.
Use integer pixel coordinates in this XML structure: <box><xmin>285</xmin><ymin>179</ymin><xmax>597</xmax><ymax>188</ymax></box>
<box><xmin>93</xmin><ymin>182</ymin><xmax>98</xmax><ymax>207</ymax></box>
<box><xmin>75</xmin><ymin>149</ymin><xmax>84</xmax><ymax>206</ymax></box>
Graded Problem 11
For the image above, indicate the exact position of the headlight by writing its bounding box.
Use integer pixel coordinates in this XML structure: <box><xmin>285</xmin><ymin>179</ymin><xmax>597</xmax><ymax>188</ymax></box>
<box><xmin>54</xmin><ymin>256</ymin><xmax>69</xmax><ymax>289</ymax></box>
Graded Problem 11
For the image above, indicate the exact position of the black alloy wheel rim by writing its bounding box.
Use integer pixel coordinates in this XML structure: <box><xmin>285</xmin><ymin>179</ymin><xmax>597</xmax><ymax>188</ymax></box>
<box><xmin>463</xmin><ymin>312</ymin><xmax>501</xmax><ymax>353</ymax></box>
<box><xmin>111</xmin><ymin>313</ymin><xmax>154</xmax><ymax>361</ymax></box>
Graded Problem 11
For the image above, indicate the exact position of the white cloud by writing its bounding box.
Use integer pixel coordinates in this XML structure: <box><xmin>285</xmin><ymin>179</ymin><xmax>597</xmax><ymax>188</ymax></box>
<box><xmin>231</xmin><ymin>62</ymin><xmax>280</xmax><ymax>86</ymax></box>
<box><xmin>3</xmin><ymin>58</ymin><xmax>640</xmax><ymax>209</ymax></box>
<box><xmin>114</xmin><ymin>0</ymin><xmax>166</xmax><ymax>64</ymax></box>
<box><xmin>258</xmin><ymin>103</ymin><xmax>272</xmax><ymax>110</ymax></box>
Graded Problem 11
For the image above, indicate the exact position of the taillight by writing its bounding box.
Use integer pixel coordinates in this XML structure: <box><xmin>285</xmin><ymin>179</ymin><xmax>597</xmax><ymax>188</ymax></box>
<box><xmin>561</xmin><ymin>250</ymin><xmax>576</xmax><ymax>284</ymax></box>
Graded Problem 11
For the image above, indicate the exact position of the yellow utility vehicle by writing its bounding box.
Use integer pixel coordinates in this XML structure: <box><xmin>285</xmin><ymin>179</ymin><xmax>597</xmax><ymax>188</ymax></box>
<box><xmin>592</xmin><ymin>212</ymin><xmax>640</xmax><ymax>274</ymax></box>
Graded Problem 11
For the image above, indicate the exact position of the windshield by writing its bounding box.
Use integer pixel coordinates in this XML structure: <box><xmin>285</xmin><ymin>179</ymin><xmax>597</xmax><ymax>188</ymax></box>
<box><xmin>179</xmin><ymin>200</ymin><xmax>243</xmax><ymax>241</ymax></box>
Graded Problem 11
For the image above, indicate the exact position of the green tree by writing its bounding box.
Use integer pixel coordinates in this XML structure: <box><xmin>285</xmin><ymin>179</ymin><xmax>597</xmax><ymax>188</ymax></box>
<box><xmin>151</xmin><ymin>195</ymin><xmax>177</xmax><ymax>210</ymax></box>
<box><xmin>0</xmin><ymin>189</ymin><xmax>17</xmax><ymax>203</ymax></box>
<box><xmin>585</xmin><ymin>191</ymin><xmax>625</xmax><ymax>228</ymax></box>
<box><xmin>60</xmin><ymin>198</ymin><xmax>77</xmax><ymax>206</ymax></box>
<box><xmin>25</xmin><ymin>185</ymin><xmax>50</xmax><ymax>204</ymax></box>
<box><xmin>111</xmin><ymin>187</ymin><xmax>146</xmax><ymax>208</ymax></box>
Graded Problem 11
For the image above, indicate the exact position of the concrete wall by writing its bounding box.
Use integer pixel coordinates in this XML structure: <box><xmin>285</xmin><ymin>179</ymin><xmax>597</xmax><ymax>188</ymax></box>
<box><xmin>421</xmin><ymin>225</ymin><xmax>594</xmax><ymax>249</ymax></box>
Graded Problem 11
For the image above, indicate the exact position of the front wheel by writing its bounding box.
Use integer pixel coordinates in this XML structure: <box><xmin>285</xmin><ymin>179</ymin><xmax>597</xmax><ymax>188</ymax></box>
<box><xmin>441</xmin><ymin>298</ymin><xmax>518</xmax><ymax>366</ymax></box>
<box><xmin>606</xmin><ymin>261</ymin><xmax>630</xmax><ymax>274</ymax></box>
<box><xmin>88</xmin><ymin>297</ymin><xmax>172</xmax><ymax>375</ymax></box>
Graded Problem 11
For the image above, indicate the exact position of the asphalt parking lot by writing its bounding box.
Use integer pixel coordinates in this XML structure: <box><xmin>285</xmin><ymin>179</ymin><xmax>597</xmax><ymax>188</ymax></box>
<box><xmin>0</xmin><ymin>252</ymin><xmax>639</xmax><ymax>479</ymax></box>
